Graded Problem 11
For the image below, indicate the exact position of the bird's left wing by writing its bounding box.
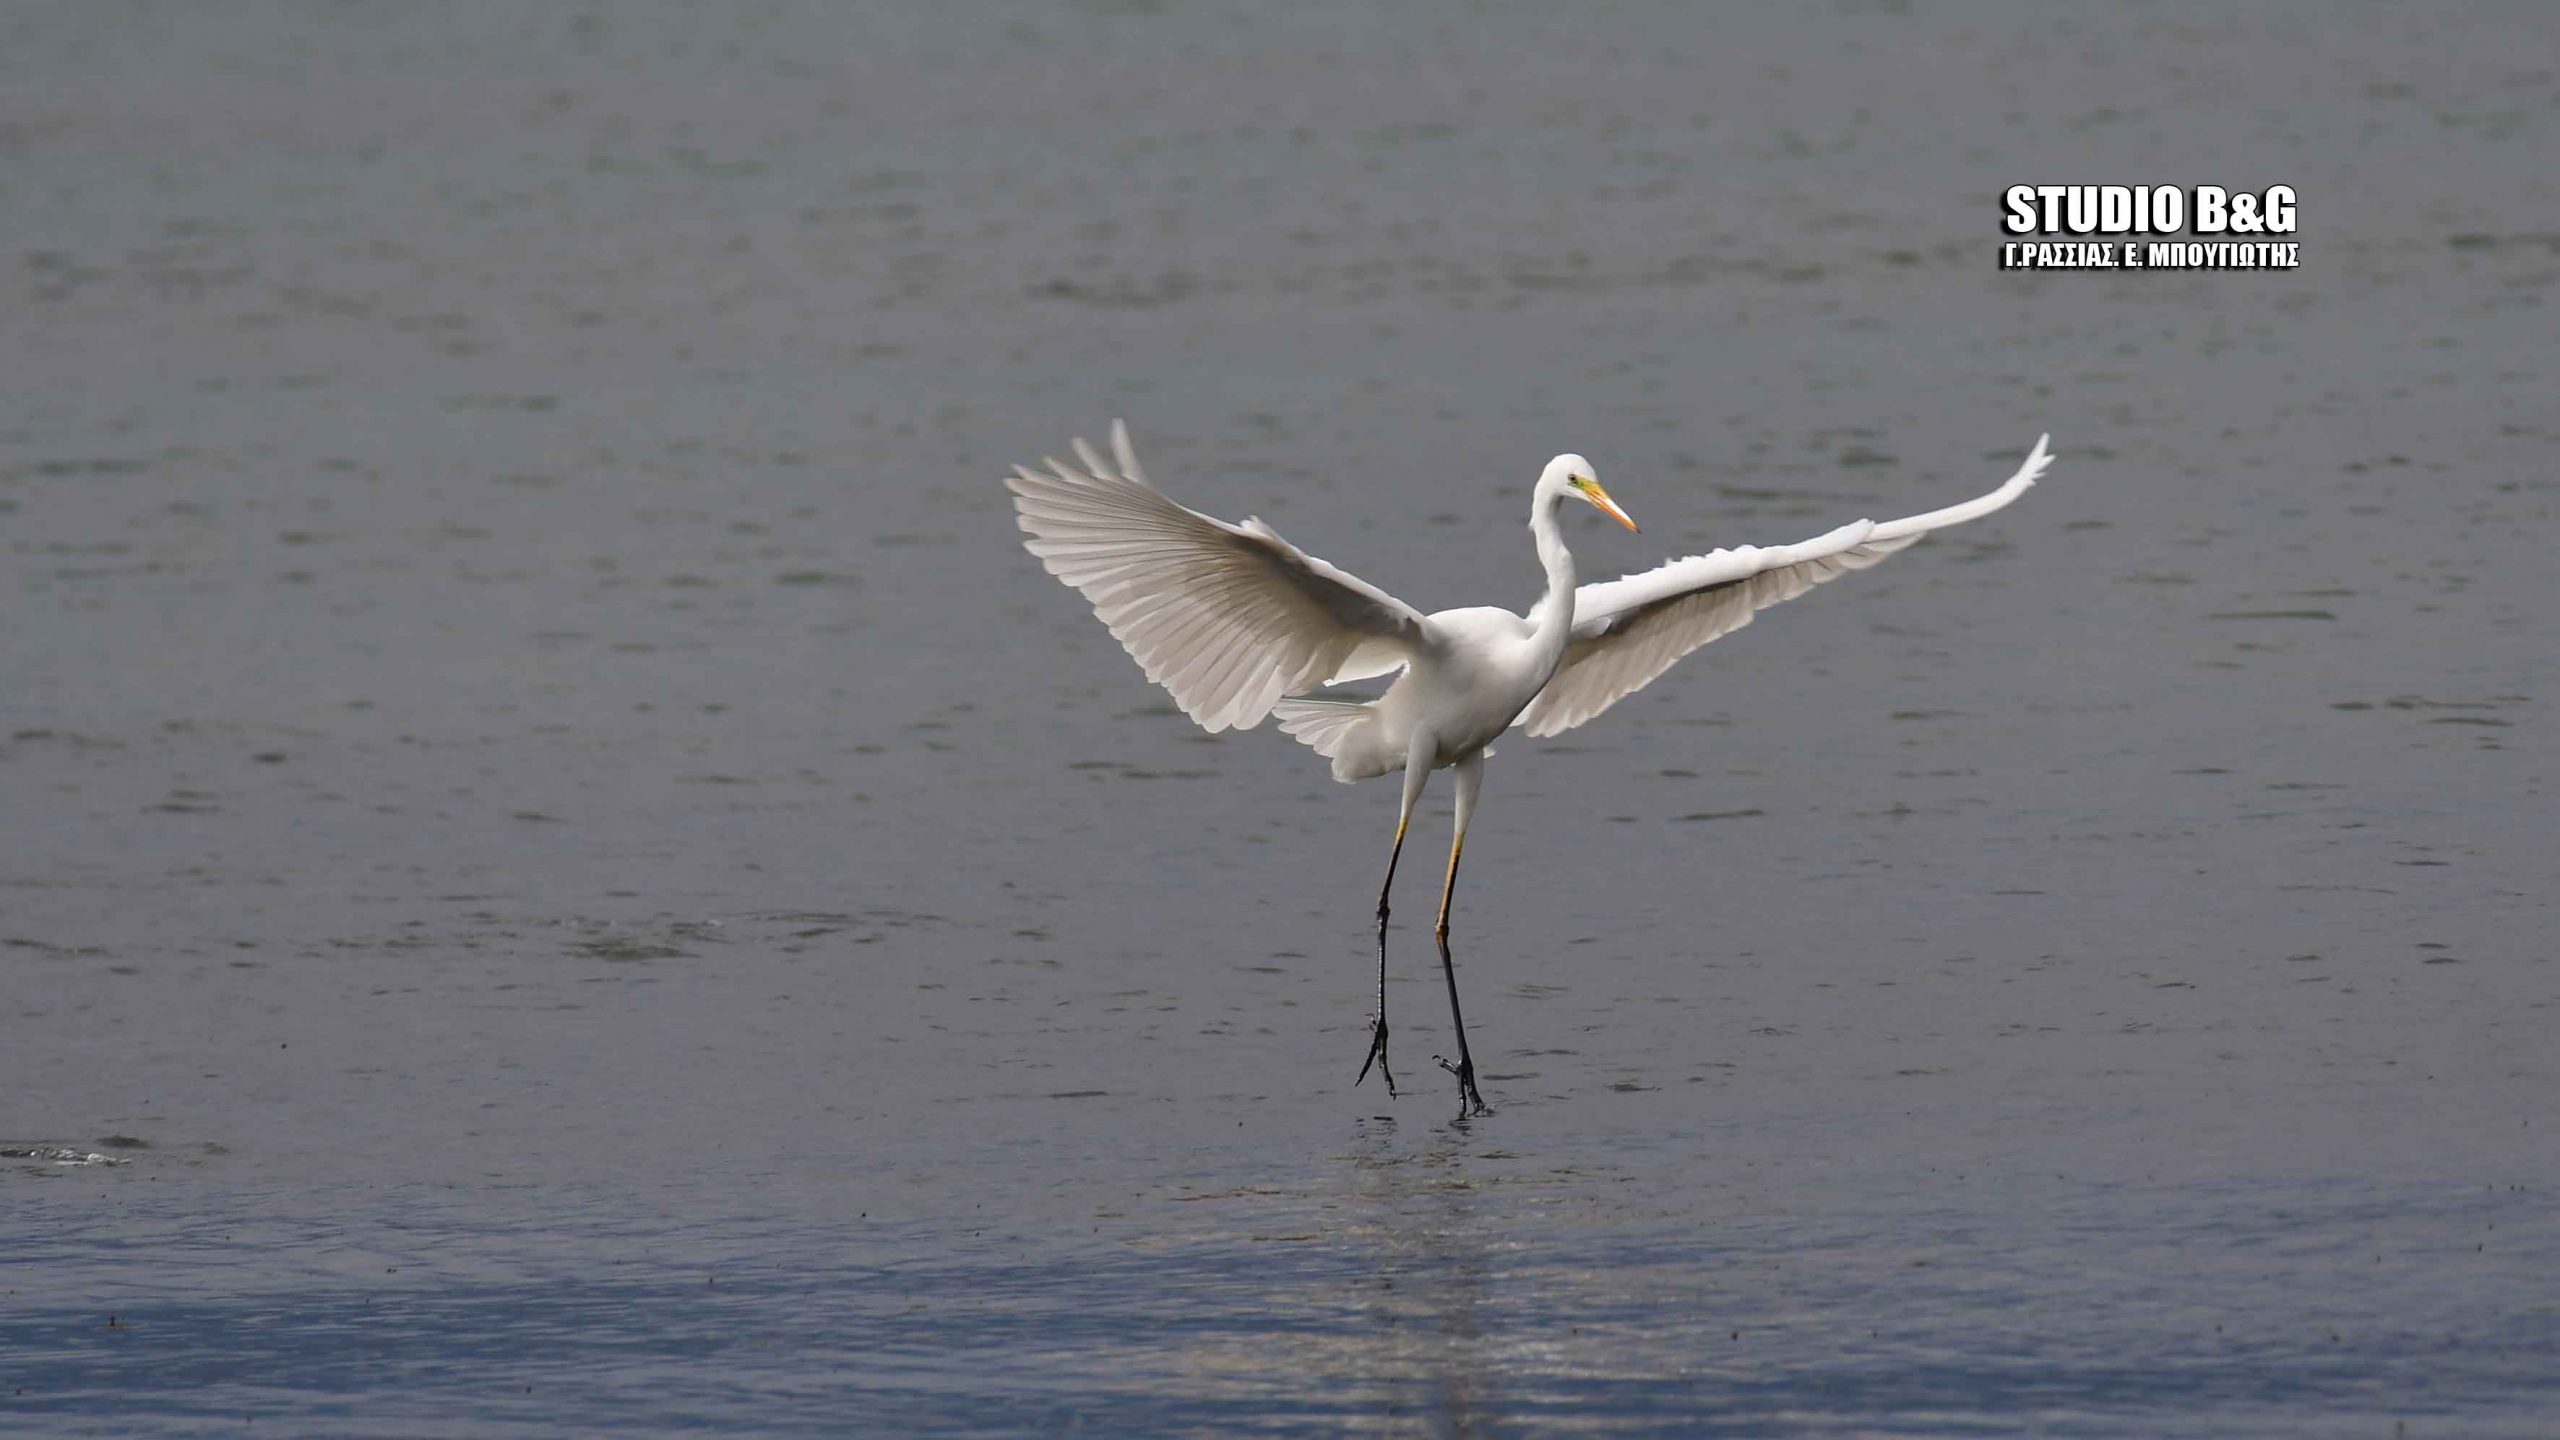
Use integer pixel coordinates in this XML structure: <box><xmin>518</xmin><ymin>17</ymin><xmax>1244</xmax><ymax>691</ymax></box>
<box><xmin>1008</xmin><ymin>421</ymin><xmax>1433</xmax><ymax>733</ymax></box>
<box><xmin>1515</xmin><ymin>435</ymin><xmax>2050</xmax><ymax>738</ymax></box>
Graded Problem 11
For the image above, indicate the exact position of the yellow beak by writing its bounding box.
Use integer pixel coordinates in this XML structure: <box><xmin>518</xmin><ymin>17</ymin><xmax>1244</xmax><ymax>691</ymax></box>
<box><xmin>1585</xmin><ymin>483</ymin><xmax>1639</xmax><ymax>532</ymax></box>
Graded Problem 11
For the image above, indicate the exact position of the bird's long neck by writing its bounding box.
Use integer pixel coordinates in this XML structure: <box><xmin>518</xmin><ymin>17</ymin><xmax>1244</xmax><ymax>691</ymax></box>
<box><xmin>1528</xmin><ymin>490</ymin><xmax>1577</xmax><ymax>657</ymax></box>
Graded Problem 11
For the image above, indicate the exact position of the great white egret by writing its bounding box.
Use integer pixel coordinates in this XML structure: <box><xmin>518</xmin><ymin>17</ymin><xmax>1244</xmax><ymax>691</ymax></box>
<box><xmin>1008</xmin><ymin>422</ymin><xmax>2050</xmax><ymax>1113</ymax></box>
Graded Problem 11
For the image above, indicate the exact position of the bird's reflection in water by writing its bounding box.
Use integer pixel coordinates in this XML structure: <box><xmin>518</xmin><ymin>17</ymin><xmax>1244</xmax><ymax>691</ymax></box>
<box><xmin>1329</xmin><ymin>1116</ymin><xmax>1505</xmax><ymax>1431</ymax></box>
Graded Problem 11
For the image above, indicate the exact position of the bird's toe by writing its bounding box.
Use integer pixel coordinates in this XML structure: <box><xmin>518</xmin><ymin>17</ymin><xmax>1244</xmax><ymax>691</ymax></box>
<box><xmin>1356</xmin><ymin>1016</ymin><xmax>1398</xmax><ymax>1097</ymax></box>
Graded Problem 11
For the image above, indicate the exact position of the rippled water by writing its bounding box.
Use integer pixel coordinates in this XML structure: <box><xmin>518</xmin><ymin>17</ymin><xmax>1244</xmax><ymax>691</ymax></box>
<box><xmin>5</xmin><ymin>2</ymin><xmax>2556</xmax><ymax>1434</ymax></box>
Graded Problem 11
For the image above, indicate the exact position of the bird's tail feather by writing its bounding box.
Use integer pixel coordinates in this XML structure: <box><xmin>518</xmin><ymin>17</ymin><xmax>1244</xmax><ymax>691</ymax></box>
<box><xmin>1272</xmin><ymin>698</ymin><xmax>1384</xmax><ymax>783</ymax></box>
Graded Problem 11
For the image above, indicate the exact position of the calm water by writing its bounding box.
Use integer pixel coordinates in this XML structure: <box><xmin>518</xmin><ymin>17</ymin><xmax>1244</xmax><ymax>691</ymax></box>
<box><xmin>4</xmin><ymin>3</ymin><xmax>2555</xmax><ymax>1434</ymax></box>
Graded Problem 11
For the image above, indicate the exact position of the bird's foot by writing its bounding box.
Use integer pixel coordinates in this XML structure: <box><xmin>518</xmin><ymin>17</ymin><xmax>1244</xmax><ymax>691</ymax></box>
<box><xmin>1355</xmin><ymin>1015</ymin><xmax>1397</xmax><ymax>1097</ymax></box>
<box><xmin>1435</xmin><ymin>1054</ymin><xmax>1489</xmax><ymax>1116</ymax></box>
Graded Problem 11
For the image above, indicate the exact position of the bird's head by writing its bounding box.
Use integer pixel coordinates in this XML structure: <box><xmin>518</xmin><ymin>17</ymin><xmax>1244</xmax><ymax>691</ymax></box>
<box><xmin>1540</xmin><ymin>454</ymin><xmax>1638</xmax><ymax>532</ymax></box>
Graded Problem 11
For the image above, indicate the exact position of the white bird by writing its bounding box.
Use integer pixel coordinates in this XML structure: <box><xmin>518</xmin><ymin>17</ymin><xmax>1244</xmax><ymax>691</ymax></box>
<box><xmin>1008</xmin><ymin>422</ymin><xmax>2049</xmax><ymax>1113</ymax></box>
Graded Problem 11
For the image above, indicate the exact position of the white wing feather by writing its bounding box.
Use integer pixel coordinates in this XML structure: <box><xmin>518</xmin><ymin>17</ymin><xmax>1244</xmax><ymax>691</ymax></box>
<box><xmin>1516</xmin><ymin>435</ymin><xmax>2051</xmax><ymax>737</ymax></box>
<box><xmin>1007</xmin><ymin>421</ymin><xmax>1432</xmax><ymax>732</ymax></box>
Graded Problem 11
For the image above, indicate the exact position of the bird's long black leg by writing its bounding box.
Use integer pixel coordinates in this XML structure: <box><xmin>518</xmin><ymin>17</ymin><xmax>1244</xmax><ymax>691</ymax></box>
<box><xmin>1355</xmin><ymin>814</ymin><xmax>1407</xmax><ymax>1097</ymax></box>
<box><xmin>1358</xmin><ymin>741</ymin><xmax>1434</xmax><ymax>1098</ymax></box>
<box><xmin>1433</xmin><ymin>752</ymin><xmax>1490</xmax><ymax>1115</ymax></box>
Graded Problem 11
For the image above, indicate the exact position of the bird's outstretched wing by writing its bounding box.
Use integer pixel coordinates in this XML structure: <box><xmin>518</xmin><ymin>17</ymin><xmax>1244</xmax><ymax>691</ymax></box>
<box><xmin>1515</xmin><ymin>435</ymin><xmax>2051</xmax><ymax>738</ymax></box>
<box><xmin>1008</xmin><ymin>421</ymin><xmax>1433</xmax><ymax>732</ymax></box>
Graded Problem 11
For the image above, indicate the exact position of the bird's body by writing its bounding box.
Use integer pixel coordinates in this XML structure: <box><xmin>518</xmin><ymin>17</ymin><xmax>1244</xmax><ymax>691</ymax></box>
<box><xmin>1284</xmin><ymin>604</ymin><xmax>1551</xmax><ymax>780</ymax></box>
<box><xmin>1008</xmin><ymin>422</ymin><xmax>2050</xmax><ymax>1112</ymax></box>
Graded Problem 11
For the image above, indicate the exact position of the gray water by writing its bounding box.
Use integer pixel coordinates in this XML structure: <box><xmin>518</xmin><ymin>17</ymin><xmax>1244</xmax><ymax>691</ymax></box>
<box><xmin>4</xmin><ymin>3</ymin><xmax>2556</xmax><ymax>1434</ymax></box>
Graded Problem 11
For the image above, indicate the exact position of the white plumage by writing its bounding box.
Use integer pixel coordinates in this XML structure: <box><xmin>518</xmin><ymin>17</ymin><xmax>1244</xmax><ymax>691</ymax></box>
<box><xmin>1006</xmin><ymin>424</ymin><xmax>1428</xmax><ymax>733</ymax></box>
<box><xmin>1007</xmin><ymin>422</ymin><xmax>2049</xmax><ymax>1112</ymax></box>
<box><xmin>1520</xmin><ymin>442</ymin><xmax>2047</xmax><ymax>735</ymax></box>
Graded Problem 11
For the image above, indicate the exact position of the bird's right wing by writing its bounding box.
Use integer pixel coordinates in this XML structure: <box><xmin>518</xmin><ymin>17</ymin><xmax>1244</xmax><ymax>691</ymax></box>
<box><xmin>1516</xmin><ymin>435</ymin><xmax>2050</xmax><ymax>737</ymax></box>
<box><xmin>1007</xmin><ymin>421</ymin><xmax>1433</xmax><ymax>732</ymax></box>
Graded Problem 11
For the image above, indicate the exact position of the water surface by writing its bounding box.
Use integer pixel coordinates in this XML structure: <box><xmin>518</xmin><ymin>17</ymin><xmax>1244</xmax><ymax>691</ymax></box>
<box><xmin>4</xmin><ymin>3</ymin><xmax>2555</xmax><ymax>1433</ymax></box>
